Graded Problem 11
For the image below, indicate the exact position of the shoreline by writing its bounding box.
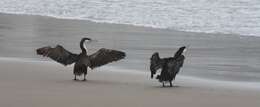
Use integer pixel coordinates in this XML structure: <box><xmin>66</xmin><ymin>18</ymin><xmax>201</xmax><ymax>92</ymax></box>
<box><xmin>0</xmin><ymin>13</ymin><xmax>260</xmax><ymax>107</ymax></box>
<box><xmin>0</xmin><ymin>12</ymin><xmax>257</xmax><ymax>38</ymax></box>
<box><xmin>1</xmin><ymin>13</ymin><xmax>260</xmax><ymax>82</ymax></box>
<box><xmin>1</xmin><ymin>57</ymin><xmax>260</xmax><ymax>91</ymax></box>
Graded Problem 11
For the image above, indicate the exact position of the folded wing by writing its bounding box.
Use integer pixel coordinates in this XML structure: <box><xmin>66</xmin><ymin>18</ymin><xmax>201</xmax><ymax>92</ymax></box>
<box><xmin>89</xmin><ymin>48</ymin><xmax>126</xmax><ymax>69</ymax></box>
<box><xmin>150</xmin><ymin>52</ymin><xmax>165</xmax><ymax>78</ymax></box>
<box><xmin>167</xmin><ymin>55</ymin><xmax>185</xmax><ymax>75</ymax></box>
<box><xmin>36</xmin><ymin>45</ymin><xmax>79</xmax><ymax>66</ymax></box>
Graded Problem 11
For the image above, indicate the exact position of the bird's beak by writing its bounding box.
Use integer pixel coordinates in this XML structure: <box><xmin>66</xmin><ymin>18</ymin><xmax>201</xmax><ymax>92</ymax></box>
<box><xmin>86</xmin><ymin>39</ymin><xmax>98</xmax><ymax>44</ymax></box>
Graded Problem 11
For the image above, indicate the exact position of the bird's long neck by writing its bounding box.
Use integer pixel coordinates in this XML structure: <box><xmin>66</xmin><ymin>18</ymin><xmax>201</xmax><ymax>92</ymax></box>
<box><xmin>173</xmin><ymin>47</ymin><xmax>186</xmax><ymax>58</ymax></box>
<box><xmin>80</xmin><ymin>38</ymin><xmax>91</xmax><ymax>54</ymax></box>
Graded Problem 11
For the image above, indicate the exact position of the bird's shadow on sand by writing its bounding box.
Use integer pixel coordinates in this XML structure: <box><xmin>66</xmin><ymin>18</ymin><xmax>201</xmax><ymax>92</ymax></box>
<box><xmin>56</xmin><ymin>79</ymin><xmax>129</xmax><ymax>86</ymax></box>
<box><xmin>153</xmin><ymin>85</ymin><xmax>181</xmax><ymax>88</ymax></box>
<box><xmin>55</xmin><ymin>79</ymin><xmax>188</xmax><ymax>90</ymax></box>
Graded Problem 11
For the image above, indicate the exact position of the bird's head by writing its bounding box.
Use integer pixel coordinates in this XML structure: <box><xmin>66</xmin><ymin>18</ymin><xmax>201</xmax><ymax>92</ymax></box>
<box><xmin>173</xmin><ymin>46</ymin><xmax>186</xmax><ymax>58</ymax></box>
<box><xmin>179</xmin><ymin>46</ymin><xmax>186</xmax><ymax>52</ymax></box>
<box><xmin>81</xmin><ymin>37</ymin><xmax>91</xmax><ymax>42</ymax></box>
<box><xmin>36</xmin><ymin>46</ymin><xmax>51</xmax><ymax>56</ymax></box>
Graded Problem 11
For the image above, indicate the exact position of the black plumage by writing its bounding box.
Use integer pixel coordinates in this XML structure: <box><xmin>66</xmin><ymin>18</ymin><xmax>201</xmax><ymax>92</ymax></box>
<box><xmin>150</xmin><ymin>46</ymin><xmax>186</xmax><ymax>87</ymax></box>
<box><xmin>36</xmin><ymin>37</ymin><xmax>126</xmax><ymax>81</ymax></box>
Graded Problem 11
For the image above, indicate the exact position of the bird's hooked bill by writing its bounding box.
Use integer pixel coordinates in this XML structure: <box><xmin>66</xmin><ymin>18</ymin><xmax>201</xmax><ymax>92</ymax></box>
<box><xmin>86</xmin><ymin>39</ymin><xmax>98</xmax><ymax>44</ymax></box>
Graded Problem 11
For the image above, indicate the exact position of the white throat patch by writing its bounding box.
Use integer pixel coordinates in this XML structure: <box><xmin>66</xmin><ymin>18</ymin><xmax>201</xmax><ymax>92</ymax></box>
<box><xmin>84</xmin><ymin>43</ymin><xmax>88</xmax><ymax>52</ymax></box>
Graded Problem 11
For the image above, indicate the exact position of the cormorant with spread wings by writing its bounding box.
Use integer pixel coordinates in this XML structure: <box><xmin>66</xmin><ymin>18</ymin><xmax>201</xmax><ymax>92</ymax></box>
<box><xmin>150</xmin><ymin>46</ymin><xmax>186</xmax><ymax>87</ymax></box>
<box><xmin>36</xmin><ymin>37</ymin><xmax>126</xmax><ymax>81</ymax></box>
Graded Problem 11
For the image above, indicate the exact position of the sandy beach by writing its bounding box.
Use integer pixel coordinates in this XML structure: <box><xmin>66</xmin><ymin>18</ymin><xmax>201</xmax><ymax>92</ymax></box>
<box><xmin>0</xmin><ymin>13</ymin><xmax>260</xmax><ymax>107</ymax></box>
<box><xmin>0</xmin><ymin>58</ymin><xmax>260</xmax><ymax>107</ymax></box>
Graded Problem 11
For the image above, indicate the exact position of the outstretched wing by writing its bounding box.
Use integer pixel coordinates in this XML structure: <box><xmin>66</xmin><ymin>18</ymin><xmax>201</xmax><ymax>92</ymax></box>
<box><xmin>36</xmin><ymin>45</ymin><xmax>79</xmax><ymax>66</ymax></box>
<box><xmin>150</xmin><ymin>52</ymin><xmax>165</xmax><ymax>78</ymax></box>
<box><xmin>89</xmin><ymin>48</ymin><xmax>126</xmax><ymax>69</ymax></box>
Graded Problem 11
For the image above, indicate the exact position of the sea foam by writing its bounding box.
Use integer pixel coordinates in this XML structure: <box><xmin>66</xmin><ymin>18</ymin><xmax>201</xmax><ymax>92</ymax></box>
<box><xmin>0</xmin><ymin>0</ymin><xmax>259</xmax><ymax>36</ymax></box>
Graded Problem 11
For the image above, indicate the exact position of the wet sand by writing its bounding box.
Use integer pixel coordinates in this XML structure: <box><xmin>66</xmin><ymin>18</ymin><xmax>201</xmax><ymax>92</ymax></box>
<box><xmin>1</xmin><ymin>13</ymin><xmax>260</xmax><ymax>81</ymax></box>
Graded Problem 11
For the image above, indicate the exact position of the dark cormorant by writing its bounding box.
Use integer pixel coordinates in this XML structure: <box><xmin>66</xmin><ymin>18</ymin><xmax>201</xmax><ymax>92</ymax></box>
<box><xmin>150</xmin><ymin>46</ymin><xmax>186</xmax><ymax>87</ymax></box>
<box><xmin>36</xmin><ymin>37</ymin><xmax>126</xmax><ymax>81</ymax></box>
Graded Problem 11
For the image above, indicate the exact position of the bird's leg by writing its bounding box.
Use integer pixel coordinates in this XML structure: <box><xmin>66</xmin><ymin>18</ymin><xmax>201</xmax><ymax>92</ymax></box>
<box><xmin>74</xmin><ymin>75</ymin><xmax>77</xmax><ymax>81</ymax></box>
<box><xmin>169</xmin><ymin>81</ymin><xmax>173</xmax><ymax>87</ymax></box>
<box><xmin>162</xmin><ymin>82</ymin><xmax>165</xmax><ymax>87</ymax></box>
<box><xmin>82</xmin><ymin>73</ymin><xmax>87</xmax><ymax>81</ymax></box>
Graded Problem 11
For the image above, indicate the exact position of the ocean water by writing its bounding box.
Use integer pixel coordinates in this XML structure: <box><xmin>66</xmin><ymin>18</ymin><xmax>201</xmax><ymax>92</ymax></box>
<box><xmin>0</xmin><ymin>0</ymin><xmax>259</xmax><ymax>36</ymax></box>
